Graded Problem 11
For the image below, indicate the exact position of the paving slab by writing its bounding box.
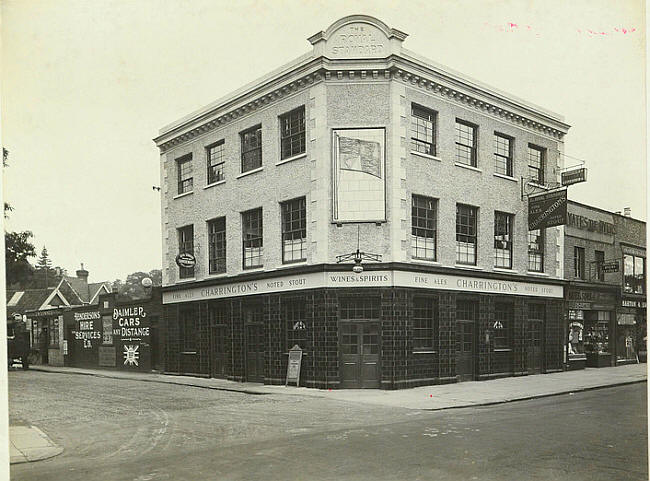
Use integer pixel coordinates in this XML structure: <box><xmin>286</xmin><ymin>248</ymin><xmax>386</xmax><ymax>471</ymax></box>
<box><xmin>10</xmin><ymin>425</ymin><xmax>64</xmax><ymax>464</ymax></box>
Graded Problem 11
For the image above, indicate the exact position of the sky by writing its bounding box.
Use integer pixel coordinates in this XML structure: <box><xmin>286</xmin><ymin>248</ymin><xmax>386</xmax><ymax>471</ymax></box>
<box><xmin>1</xmin><ymin>0</ymin><xmax>646</xmax><ymax>283</ymax></box>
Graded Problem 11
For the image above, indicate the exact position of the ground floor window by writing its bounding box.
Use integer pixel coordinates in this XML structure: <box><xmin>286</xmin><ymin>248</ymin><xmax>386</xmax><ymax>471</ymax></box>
<box><xmin>412</xmin><ymin>297</ymin><xmax>437</xmax><ymax>350</ymax></box>
<box><xmin>285</xmin><ymin>299</ymin><xmax>308</xmax><ymax>350</ymax></box>
<box><xmin>584</xmin><ymin>312</ymin><xmax>610</xmax><ymax>354</ymax></box>
<box><xmin>493</xmin><ymin>303</ymin><xmax>513</xmax><ymax>350</ymax></box>
<box><xmin>48</xmin><ymin>318</ymin><xmax>60</xmax><ymax>348</ymax></box>
<box><xmin>179</xmin><ymin>306</ymin><xmax>197</xmax><ymax>352</ymax></box>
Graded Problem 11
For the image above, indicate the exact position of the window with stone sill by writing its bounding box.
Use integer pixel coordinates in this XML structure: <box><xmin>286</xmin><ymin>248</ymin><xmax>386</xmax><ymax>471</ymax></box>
<box><xmin>177</xmin><ymin>224</ymin><xmax>194</xmax><ymax>279</ymax></box>
<box><xmin>411</xmin><ymin>104</ymin><xmax>436</xmax><ymax>156</ymax></box>
<box><xmin>527</xmin><ymin>144</ymin><xmax>545</xmax><ymax>184</ymax></box>
<box><xmin>240</xmin><ymin>125</ymin><xmax>262</xmax><ymax>173</ymax></box>
<box><xmin>281</xmin><ymin>197</ymin><xmax>306</xmax><ymax>263</ymax></box>
<box><xmin>411</xmin><ymin>194</ymin><xmax>437</xmax><ymax>261</ymax></box>
<box><xmin>206</xmin><ymin>140</ymin><xmax>225</xmax><ymax>184</ymax></box>
<box><xmin>176</xmin><ymin>154</ymin><xmax>193</xmax><ymax>194</ymax></box>
<box><xmin>494</xmin><ymin>133</ymin><xmax>513</xmax><ymax>177</ymax></box>
<box><xmin>456</xmin><ymin>203</ymin><xmax>478</xmax><ymax>265</ymax></box>
<box><xmin>242</xmin><ymin>207</ymin><xmax>263</xmax><ymax>269</ymax></box>
<box><xmin>207</xmin><ymin>217</ymin><xmax>226</xmax><ymax>275</ymax></box>
<box><xmin>494</xmin><ymin>211</ymin><xmax>513</xmax><ymax>269</ymax></box>
<box><xmin>455</xmin><ymin>119</ymin><xmax>477</xmax><ymax>167</ymax></box>
<box><xmin>280</xmin><ymin>107</ymin><xmax>305</xmax><ymax>160</ymax></box>
<box><xmin>528</xmin><ymin>229</ymin><xmax>544</xmax><ymax>272</ymax></box>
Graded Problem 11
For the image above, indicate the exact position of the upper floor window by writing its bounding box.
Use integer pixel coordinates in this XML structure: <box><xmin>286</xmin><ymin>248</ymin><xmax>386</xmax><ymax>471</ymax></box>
<box><xmin>494</xmin><ymin>212</ymin><xmax>513</xmax><ymax>269</ymax></box>
<box><xmin>176</xmin><ymin>154</ymin><xmax>193</xmax><ymax>194</ymax></box>
<box><xmin>241</xmin><ymin>125</ymin><xmax>262</xmax><ymax>173</ymax></box>
<box><xmin>177</xmin><ymin>224</ymin><xmax>194</xmax><ymax>279</ymax></box>
<box><xmin>595</xmin><ymin>250</ymin><xmax>605</xmax><ymax>281</ymax></box>
<box><xmin>242</xmin><ymin>207</ymin><xmax>263</xmax><ymax>269</ymax></box>
<box><xmin>281</xmin><ymin>197</ymin><xmax>307</xmax><ymax>263</ymax></box>
<box><xmin>280</xmin><ymin>107</ymin><xmax>306</xmax><ymax>160</ymax></box>
<box><xmin>528</xmin><ymin>229</ymin><xmax>544</xmax><ymax>272</ymax></box>
<box><xmin>455</xmin><ymin>120</ymin><xmax>477</xmax><ymax>167</ymax></box>
<box><xmin>207</xmin><ymin>217</ymin><xmax>226</xmax><ymax>275</ymax></box>
<box><xmin>494</xmin><ymin>133</ymin><xmax>513</xmax><ymax>177</ymax></box>
<box><xmin>411</xmin><ymin>194</ymin><xmax>437</xmax><ymax>260</ymax></box>
<box><xmin>206</xmin><ymin>140</ymin><xmax>225</xmax><ymax>184</ymax></box>
<box><xmin>411</xmin><ymin>104</ymin><xmax>436</xmax><ymax>156</ymax></box>
<box><xmin>528</xmin><ymin>144</ymin><xmax>545</xmax><ymax>184</ymax></box>
<box><xmin>456</xmin><ymin>204</ymin><xmax>478</xmax><ymax>265</ymax></box>
<box><xmin>574</xmin><ymin>246</ymin><xmax>585</xmax><ymax>279</ymax></box>
<box><xmin>624</xmin><ymin>254</ymin><xmax>645</xmax><ymax>294</ymax></box>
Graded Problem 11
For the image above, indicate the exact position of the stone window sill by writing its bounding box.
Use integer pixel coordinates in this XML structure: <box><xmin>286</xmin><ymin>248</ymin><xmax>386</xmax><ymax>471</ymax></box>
<box><xmin>411</xmin><ymin>151</ymin><xmax>442</xmax><ymax>162</ymax></box>
<box><xmin>204</xmin><ymin>180</ymin><xmax>226</xmax><ymax>190</ymax></box>
<box><xmin>237</xmin><ymin>167</ymin><xmax>264</xmax><ymax>179</ymax></box>
<box><xmin>173</xmin><ymin>191</ymin><xmax>193</xmax><ymax>200</ymax></box>
<box><xmin>454</xmin><ymin>162</ymin><xmax>482</xmax><ymax>173</ymax></box>
<box><xmin>493</xmin><ymin>173</ymin><xmax>518</xmax><ymax>182</ymax></box>
<box><xmin>276</xmin><ymin>152</ymin><xmax>307</xmax><ymax>166</ymax></box>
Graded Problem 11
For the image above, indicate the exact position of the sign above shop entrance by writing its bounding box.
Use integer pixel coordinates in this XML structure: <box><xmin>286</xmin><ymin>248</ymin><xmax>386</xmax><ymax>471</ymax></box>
<box><xmin>162</xmin><ymin>269</ymin><xmax>564</xmax><ymax>304</ymax></box>
<box><xmin>561</xmin><ymin>168</ymin><xmax>587</xmax><ymax>186</ymax></box>
<box><xmin>601</xmin><ymin>261</ymin><xmax>619</xmax><ymax>273</ymax></box>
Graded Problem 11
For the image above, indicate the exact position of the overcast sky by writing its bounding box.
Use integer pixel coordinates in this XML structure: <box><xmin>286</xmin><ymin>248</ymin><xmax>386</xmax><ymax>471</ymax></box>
<box><xmin>1</xmin><ymin>0</ymin><xmax>645</xmax><ymax>283</ymax></box>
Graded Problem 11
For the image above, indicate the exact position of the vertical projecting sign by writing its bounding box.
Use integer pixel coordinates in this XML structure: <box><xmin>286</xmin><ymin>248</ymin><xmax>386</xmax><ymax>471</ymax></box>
<box><xmin>528</xmin><ymin>189</ymin><xmax>567</xmax><ymax>230</ymax></box>
<box><xmin>333</xmin><ymin>128</ymin><xmax>386</xmax><ymax>222</ymax></box>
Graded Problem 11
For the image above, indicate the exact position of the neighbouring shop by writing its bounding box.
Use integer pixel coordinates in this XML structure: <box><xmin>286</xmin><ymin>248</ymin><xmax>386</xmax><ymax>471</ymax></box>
<box><xmin>565</xmin><ymin>286</ymin><xmax>617</xmax><ymax>369</ymax></box>
<box><xmin>24</xmin><ymin>308</ymin><xmax>65</xmax><ymax>366</ymax></box>
<box><xmin>63</xmin><ymin>289</ymin><xmax>161</xmax><ymax>371</ymax></box>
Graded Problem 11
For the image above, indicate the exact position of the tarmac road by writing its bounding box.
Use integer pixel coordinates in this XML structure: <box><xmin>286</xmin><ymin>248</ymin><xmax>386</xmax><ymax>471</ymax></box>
<box><xmin>9</xmin><ymin>370</ymin><xmax>647</xmax><ymax>481</ymax></box>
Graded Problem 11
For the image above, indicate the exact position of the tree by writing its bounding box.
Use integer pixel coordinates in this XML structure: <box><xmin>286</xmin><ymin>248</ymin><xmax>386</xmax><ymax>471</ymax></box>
<box><xmin>113</xmin><ymin>269</ymin><xmax>162</xmax><ymax>300</ymax></box>
<box><xmin>5</xmin><ymin>231</ymin><xmax>36</xmax><ymax>288</ymax></box>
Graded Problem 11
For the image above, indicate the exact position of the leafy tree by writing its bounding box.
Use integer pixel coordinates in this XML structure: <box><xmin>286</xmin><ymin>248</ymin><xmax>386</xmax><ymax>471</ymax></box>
<box><xmin>5</xmin><ymin>231</ymin><xmax>36</xmax><ymax>288</ymax></box>
<box><xmin>113</xmin><ymin>269</ymin><xmax>162</xmax><ymax>300</ymax></box>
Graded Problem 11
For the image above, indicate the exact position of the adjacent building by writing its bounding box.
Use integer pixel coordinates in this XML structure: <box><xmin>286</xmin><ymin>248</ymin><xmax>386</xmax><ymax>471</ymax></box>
<box><xmin>564</xmin><ymin>202</ymin><xmax>646</xmax><ymax>369</ymax></box>
<box><xmin>154</xmin><ymin>15</ymin><xmax>571</xmax><ymax>388</ymax></box>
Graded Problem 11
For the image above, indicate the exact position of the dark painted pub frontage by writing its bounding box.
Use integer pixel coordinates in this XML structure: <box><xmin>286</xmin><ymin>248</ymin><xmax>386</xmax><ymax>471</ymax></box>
<box><xmin>161</xmin><ymin>265</ymin><xmax>565</xmax><ymax>389</ymax></box>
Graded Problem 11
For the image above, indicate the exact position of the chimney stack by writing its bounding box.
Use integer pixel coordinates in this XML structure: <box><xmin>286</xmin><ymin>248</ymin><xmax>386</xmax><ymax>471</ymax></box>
<box><xmin>623</xmin><ymin>207</ymin><xmax>631</xmax><ymax>217</ymax></box>
<box><xmin>76</xmin><ymin>262</ymin><xmax>89</xmax><ymax>283</ymax></box>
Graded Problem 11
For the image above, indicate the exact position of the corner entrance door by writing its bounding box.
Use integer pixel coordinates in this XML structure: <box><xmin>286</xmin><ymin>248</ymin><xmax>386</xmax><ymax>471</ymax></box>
<box><xmin>456</xmin><ymin>321</ymin><xmax>475</xmax><ymax>382</ymax></box>
<box><xmin>527</xmin><ymin>320</ymin><xmax>543</xmax><ymax>374</ymax></box>
<box><xmin>245</xmin><ymin>324</ymin><xmax>264</xmax><ymax>383</ymax></box>
<box><xmin>210</xmin><ymin>326</ymin><xmax>227</xmax><ymax>378</ymax></box>
<box><xmin>340</xmin><ymin>322</ymin><xmax>380</xmax><ymax>388</ymax></box>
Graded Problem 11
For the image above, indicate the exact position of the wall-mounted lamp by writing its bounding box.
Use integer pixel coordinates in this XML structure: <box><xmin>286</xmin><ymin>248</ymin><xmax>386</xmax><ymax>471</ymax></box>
<box><xmin>336</xmin><ymin>226</ymin><xmax>381</xmax><ymax>273</ymax></box>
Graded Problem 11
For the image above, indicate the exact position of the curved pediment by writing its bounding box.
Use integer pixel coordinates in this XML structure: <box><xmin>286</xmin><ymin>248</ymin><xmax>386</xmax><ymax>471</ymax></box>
<box><xmin>308</xmin><ymin>15</ymin><xmax>407</xmax><ymax>59</ymax></box>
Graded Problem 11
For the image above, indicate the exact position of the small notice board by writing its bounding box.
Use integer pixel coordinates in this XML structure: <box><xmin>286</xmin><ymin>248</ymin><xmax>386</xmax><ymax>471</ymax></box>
<box><xmin>285</xmin><ymin>345</ymin><xmax>303</xmax><ymax>387</ymax></box>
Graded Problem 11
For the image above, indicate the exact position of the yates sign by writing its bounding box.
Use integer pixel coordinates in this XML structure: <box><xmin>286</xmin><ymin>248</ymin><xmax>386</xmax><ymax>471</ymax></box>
<box><xmin>561</xmin><ymin>168</ymin><xmax>587</xmax><ymax>186</ymax></box>
<box><xmin>528</xmin><ymin>189</ymin><xmax>568</xmax><ymax>230</ymax></box>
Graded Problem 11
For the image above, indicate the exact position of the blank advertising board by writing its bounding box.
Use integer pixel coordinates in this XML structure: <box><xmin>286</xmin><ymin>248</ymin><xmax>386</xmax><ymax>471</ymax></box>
<box><xmin>285</xmin><ymin>345</ymin><xmax>303</xmax><ymax>387</ymax></box>
<box><xmin>528</xmin><ymin>189</ymin><xmax>567</xmax><ymax>230</ymax></box>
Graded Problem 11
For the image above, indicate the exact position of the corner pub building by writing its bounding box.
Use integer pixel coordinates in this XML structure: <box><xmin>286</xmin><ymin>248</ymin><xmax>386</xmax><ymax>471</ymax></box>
<box><xmin>154</xmin><ymin>16</ymin><xmax>570</xmax><ymax>389</ymax></box>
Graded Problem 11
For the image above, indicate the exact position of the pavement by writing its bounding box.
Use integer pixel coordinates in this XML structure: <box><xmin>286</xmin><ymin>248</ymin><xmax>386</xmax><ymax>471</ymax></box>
<box><xmin>12</xmin><ymin>362</ymin><xmax>646</xmax><ymax>464</ymax></box>
<box><xmin>9</xmin><ymin>423</ymin><xmax>63</xmax><ymax>465</ymax></box>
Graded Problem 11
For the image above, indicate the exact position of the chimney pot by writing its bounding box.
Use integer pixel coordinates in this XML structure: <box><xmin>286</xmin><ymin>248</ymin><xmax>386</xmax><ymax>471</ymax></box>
<box><xmin>624</xmin><ymin>207</ymin><xmax>631</xmax><ymax>217</ymax></box>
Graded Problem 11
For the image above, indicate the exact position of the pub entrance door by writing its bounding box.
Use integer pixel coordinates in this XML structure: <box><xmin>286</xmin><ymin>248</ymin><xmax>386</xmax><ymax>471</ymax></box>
<box><xmin>210</xmin><ymin>325</ymin><xmax>227</xmax><ymax>378</ymax></box>
<box><xmin>456</xmin><ymin>300</ymin><xmax>478</xmax><ymax>382</ymax></box>
<box><xmin>339</xmin><ymin>322</ymin><xmax>380</xmax><ymax>388</ymax></box>
<box><xmin>243</xmin><ymin>304</ymin><xmax>264</xmax><ymax>383</ymax></box>
<box><xmin>527</xmin><ymin>320</ymin><xmax>544</xmax><ymax>374</ymax></box>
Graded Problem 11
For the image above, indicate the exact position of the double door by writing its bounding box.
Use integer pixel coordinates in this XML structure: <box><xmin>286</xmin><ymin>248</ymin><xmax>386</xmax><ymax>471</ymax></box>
<box><xmin>456</xmin><ymin>320</ymin><xmax>475</xmax><ymax>382</ymax></box>
<box><xmin>340</xmin><ymin>322</ymin><xmax>380</xmax><ymax>388</ymax></box>
<box><xmin>527</xmin><ymin>320</ymin><xmax>544</xmax><ymax>374</ymax></box>
<box><xmin>243</xmin><ymin>304</ymin><xmax>264</xmax><ymax>383</ymax></box>
<box><xmin>210</xmin><ymin>326</ymin><xmax>227</xmax><ymax>378</ymax></box>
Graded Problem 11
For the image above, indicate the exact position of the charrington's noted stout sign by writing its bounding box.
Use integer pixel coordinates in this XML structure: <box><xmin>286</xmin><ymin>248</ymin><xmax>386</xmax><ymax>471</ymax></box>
<box><xmin>561</xmin><ymin>168</ymin><xmax>587</xmax><ymax>186</ymax></box>
<box><xmin>528</xmin><ymin>189</ymin><xmax>567</xmax><ymax>230</ymax></box>
<box><xmin>163</xmin><ymin>270</ymin><xmax>564</xmax><ymax>304</ymax></box>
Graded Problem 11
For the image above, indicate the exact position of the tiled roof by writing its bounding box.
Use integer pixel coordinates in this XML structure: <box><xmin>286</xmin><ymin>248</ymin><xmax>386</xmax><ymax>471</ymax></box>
<box><xmin>5</xmin><ymin>288</ymin><xmax>54</xmax><ymax>315</ymax></box>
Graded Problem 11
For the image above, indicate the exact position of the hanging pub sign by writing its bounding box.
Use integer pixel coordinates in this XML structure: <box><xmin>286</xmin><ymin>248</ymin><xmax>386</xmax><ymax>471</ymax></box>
<box><xmin>176</xmin><ymin>252</ymin><xmax>196</xmax><ymax>269</ymax></box>
<box><xmin>561</xmin><ymin>168</ymin><xmax>587</xmax><ymax>186</ymax></box>
<box><xmin>601</xmin><ymin>261</ymin><xmax>619</xmax><ymax>273</ymax></box>
<box><xmin>285</xmin><ymin>345</ymin><xmax>303</xmax><ymax>387</ymax></box>
<box><xmin>528</xmin><ymin>188</ymin><xmax>567</xmax><ymax>230</ymax></box>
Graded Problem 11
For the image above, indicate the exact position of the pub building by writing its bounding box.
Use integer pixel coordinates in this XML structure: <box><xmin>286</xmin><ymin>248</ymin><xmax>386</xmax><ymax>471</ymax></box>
<box><xmin>564</xmin><ymin>201</ymin><xmax>646</xmax><ymax>369</ymax></box>
<box><xmin>154</xmin><ymin>15</ymin><xmax>571</xmax><ymax>389</ymax></box>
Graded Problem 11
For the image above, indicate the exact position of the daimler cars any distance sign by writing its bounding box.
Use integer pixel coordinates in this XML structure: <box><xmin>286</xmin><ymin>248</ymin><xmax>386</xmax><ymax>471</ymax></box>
<box><xmin>528</xmin><ymin>188</ymin><xmax>567</xmax><ymax>230</ymax></box>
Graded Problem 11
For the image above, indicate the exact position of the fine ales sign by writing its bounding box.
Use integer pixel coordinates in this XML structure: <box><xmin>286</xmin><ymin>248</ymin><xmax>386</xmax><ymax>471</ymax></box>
<box><xmin>528</xmin><ymin>189</ymin><xmax>567</xmax><ymax>230</ymax></box>
<box><xmin>561</xmin><ymin>168</ymin><xmax>587</xmax><ymax>186</ymax></box>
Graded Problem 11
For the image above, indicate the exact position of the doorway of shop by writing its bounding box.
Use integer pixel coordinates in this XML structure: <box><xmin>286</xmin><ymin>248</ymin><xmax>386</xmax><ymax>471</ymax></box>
<box><xmin>243</xmin><ymin>304</ymin><xmax>264</xmax><ymax>383</ymax></box>
<box><xmin>456</xmin><ymin>300</ymin><xmax>478</xmax><ymax>382</ymax></box>
<box><xmin>339</xmin><ymin>321</ymin><xmax>380</xmax><ymax>388</ymax></box>
<box><xmin>527</xmin><ymin>304</ymin><xmax>545</xmax><ymax>374</ymax></box>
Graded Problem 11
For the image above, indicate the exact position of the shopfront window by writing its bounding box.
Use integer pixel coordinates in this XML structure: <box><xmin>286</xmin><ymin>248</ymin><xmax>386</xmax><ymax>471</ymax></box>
<box><xmin>584</xmin><ymin>311</ymin><xmax>610</xmax><ymax>354</ymax></box>
<box><xmin>568</xmin><ymin>312</ymin><xmax>585</xmax><ymax>359</ymax></box>
<box><xmin>624</xmin><ymin>255</ymin><xmax>645</xmax><ymax>294</ymax></box>
<box><xmin>493</xmin><ymin>303</ymin><xmax>513</xmax><ymax>350</ymax></box>
<box><xmin>285</xmin><ymin>299</ymin><xmax>308</xmax><ymax>350</ymax></box>
<box><xmin>48</xmin><ymin>317</ymin><xmax>60</xmax><ymax>348</ymax></box>
<box><xmin>616</xmin><ymin>324</ymin><xmax>637</xmax><ymax>361</ymax></box>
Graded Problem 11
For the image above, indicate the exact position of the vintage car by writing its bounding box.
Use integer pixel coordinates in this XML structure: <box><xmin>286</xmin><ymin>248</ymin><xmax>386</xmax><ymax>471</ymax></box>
<box><xmin>7</xmin><ymin>320</ymin><xmax>30</xmax><ymax>369</ymax></box>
